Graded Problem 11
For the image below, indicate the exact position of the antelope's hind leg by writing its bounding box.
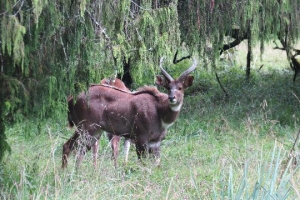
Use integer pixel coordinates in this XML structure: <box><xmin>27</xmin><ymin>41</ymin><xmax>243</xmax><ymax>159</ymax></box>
<box><xmin>124</xmin><ymin>139</ymin><xmax>131</xmax><ymax>164</ymax></box>
<box><xmin>62</xmin><ymin>131</ymin><xmax>80</xmax><ymax>168</ymax></box>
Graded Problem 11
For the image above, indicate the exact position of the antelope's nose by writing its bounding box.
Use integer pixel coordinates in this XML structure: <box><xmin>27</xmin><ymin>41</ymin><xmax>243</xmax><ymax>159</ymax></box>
<box><xmin>168</xmin><ymin>95</ymin><xmax>176</xmax><ymax>102</ymax></box>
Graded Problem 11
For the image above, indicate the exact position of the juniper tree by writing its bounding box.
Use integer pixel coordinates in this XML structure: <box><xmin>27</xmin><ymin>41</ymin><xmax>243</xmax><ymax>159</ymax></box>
<box><xmin>0</xmin><ymin>0</ymin><xmax>181</xmax><ymax>160</ymax></box>
<box><xmin>0</xmin><ymin>0</ymin><xmax>299</xmax><ymax>161</ymax></box>
<box><xmin>178</xmin><ymin>0</ymin><xmax>300</xmax><ymax>80</ymax></box>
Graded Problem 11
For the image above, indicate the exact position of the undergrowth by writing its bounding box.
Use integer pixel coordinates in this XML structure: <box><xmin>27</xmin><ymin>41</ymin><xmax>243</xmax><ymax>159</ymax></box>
<box><xmin>1</xmin><ymin>68</ymin><xmax>300</xmax><ymax>199</ymax></box>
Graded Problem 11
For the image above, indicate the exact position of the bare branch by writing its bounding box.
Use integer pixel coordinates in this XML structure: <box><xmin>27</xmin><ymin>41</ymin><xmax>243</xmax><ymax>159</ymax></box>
<box><xmin>220</xmin><ymin>28</ymin><xmax>248</xmax><ymax>55</ymax></box>
<box><xmin>130</xmin><ymin>1</ymin><xmax>151</xmax><ymax>11</ymax></box>
<box><xmin>275</xmin><ymin>36</ymin><xmax>300</xmax><ymax>81</ymax></box>
<box><xmin>173</xmin><ymin>50</ymin><xmax>191</xmax><ymax>64</ymax></box>
<box><xmin>12</xmin><ymin>0</ymin><xmax>25</xmax><ymax>16</ymax></box>
<box><xmin>215</xmin><ymin>73</ymin><xmax>229</xmax><ymax>98</ymax></box>
<box><xmin>292</xmin><ymin>49</ymin><xmax>300</xmax><ymax>56</ymax></box>
<box><xmin>220</xmin><ymin>38</ymin><xmax>243</xmax><ymax>55</ymax></box>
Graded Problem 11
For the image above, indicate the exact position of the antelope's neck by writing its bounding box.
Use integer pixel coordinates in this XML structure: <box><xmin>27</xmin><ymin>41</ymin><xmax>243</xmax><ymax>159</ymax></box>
<box><xmin>159</xmin><ymin>100</ymin><xmax>182</xmax><ymax>130</ymax></box>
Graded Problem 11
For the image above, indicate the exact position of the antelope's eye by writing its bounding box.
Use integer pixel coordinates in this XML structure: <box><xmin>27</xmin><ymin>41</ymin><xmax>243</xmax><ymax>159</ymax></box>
<box><xmin>178</xmin><ymin>87</ymin><xmax>182</xmax><ymax>90</ymax></box>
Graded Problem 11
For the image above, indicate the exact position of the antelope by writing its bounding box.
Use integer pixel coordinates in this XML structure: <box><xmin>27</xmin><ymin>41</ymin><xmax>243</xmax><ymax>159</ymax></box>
<box><xmin>62</xmin><ymin>58</ymin><xmax>197</xmax><ymax>168</ymax></box>
<box><xmin>100</xmin><ymin>77</ymin><xmax>132</xmax><ymax>166</ymax></box>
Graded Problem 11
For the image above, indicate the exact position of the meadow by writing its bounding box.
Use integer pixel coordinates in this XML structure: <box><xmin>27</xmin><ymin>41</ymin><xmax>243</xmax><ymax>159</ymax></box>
<box><xmin>1</xmin><ymin>44</ymin><xmax>300</xmax><ymax>199</ymax></box>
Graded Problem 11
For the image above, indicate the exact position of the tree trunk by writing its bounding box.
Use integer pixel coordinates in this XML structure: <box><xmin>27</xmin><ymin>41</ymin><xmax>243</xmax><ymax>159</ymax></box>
<box><xmin>0</xmin><ymin>73</ymin><xmax>10</xmax><ymax>161</ymax></box>
<box><xmin>246</xmin><ymin>43</ymin><xmax>251</xmax><ymax>81</ymax></box>
<box><xmin>246</xmin><ymin>22</ymin><xmax>252</xmax><ymax>81</ymax></box>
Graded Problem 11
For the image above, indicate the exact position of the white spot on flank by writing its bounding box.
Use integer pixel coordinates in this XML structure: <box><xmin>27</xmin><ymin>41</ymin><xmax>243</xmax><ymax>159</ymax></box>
<box><xmin>161</xmin><ymin>120</ymin><xmax>174</xmax><ymax>130</ymax></box>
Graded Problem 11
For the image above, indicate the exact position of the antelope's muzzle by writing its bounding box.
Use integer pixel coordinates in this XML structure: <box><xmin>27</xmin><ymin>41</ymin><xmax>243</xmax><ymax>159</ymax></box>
<box><xmin>168</xmin><ymin>95</ymin><xmax>177</xmax><ymax>104</ymax></box>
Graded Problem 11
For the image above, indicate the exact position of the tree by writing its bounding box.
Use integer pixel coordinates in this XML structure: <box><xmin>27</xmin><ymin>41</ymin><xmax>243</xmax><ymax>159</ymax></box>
<box><xmin>1</xmin><ymin>0</ymin><xmax>300</xmax><ymax>161</ymax></box>
<box><xmin>177</xmin><ymin>0</ymin><xmax>300</xmax><ymax>80</ymax></box>
<box><xmin>0</xmin><ymin>0</ymin><xmax>183</xmax><ymax>161</ymax></box>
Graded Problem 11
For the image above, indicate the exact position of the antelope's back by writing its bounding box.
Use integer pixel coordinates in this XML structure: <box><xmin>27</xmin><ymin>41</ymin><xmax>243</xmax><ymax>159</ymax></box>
<box><xmin>99</xmin><ymin>87</ymin><xmax>166</xmax><ymax>138</ymax></box>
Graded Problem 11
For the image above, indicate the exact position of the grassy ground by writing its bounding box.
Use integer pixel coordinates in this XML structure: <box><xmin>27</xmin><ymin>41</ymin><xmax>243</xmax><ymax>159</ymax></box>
<box><xmin>1</xmin><ymin>44</ymin><xmax>300</xmax><ymax>199</ymax></box>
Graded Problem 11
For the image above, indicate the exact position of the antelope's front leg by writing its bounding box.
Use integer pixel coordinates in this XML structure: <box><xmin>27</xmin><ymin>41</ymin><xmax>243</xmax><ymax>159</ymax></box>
<box><xmin>135</xmin><ymin>142</ymin><xmax>147</xmax><ymax>161</ymax></box>
<box><xmin>92</xmin><ymin>140</ymin><xmax>99</xmax><ymax>168</ymax></box>
<box><xmin>148</xmin><ymin>141</ymin><xmax>161</xmax><ymax>166</ymax></box>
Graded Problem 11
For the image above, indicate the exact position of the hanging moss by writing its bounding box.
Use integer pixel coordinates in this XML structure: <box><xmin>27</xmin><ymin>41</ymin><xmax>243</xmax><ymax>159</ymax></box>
<box><xmin>1</xmin><ymin>15</ymin><xmax>26</xmax><ymax>66</ymax></box>
<box><xmin>32</xmin><ymin>0</ymin><xmax>48</xmax><ymax>24</ymax></box>
<box><xmin>178</xmin><ymin>0</ymin><xmax>300</xmax><ymax>73</ymax></box>
<box><xmin>1</xmin><ymin>0</ymin><xmax>300</xmax><ymax>161</ymax></box>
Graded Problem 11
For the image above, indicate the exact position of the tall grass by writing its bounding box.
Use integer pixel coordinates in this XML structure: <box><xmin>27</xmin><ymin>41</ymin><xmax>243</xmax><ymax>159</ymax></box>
<box><xmin>1</xmin><ymin>67</ymin><xmax>300</xmax><ymax>199</ymax></box>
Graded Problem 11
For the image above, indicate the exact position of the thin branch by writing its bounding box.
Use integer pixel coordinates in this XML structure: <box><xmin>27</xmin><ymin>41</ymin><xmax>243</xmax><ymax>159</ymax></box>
<box><xmin>290</xmin><ymin>130</ymin><xmax>300</xmax><ymax>156</ymax></box>
<box><xmin>173</xmin><ymin>50</ymin><xmax>191</xmax><ymax>64</ymax></box>
<box><xmin>0</xmin><ymin>11</ymin><xmax>8</xmax><ymax>16</ymax></box>
<box><xmin>0</xmin><ymin>0</ymin><xmax>25</xmax><ymax>16</ymax></box>
<box><xmin>86</xmin><ymin>11</ymin><xmax>110</xmax><ymax>41</ymax></box>
<box><xmin>220</xmin><ymin>38</ymin><xmax>243</xmax><ymax>55</ymax></box>
<box><xmin>215</xmin><ymin>73</ymin><xmax>229</xmax><ymax>97</ymax></box>
<box><xmin>60</xmin><ymin>34</ymin><xmax>68</xmax><ymax>63</ymax></box>
<box><xmin>292</xmin><ymin>91</ymin><xmax>300</xmax><ymax>103</ymax></box>
<box><xmin>220</xmin><ymin>28</ymin><xmax>249</xmax><ymax>55</ymax></box>
<box><xmin>130</xmin><ymin>0</ymin><xmax>151</xmax><ymax>11</ymax></box>
<box><xmin>292</xmin><ymin>48</ymin><xmax>300</xmax><ymax>56</ymax></box>
<box><xmin>257</xmin><ymin>64</ymin><xmax>264</xmax><ymax>71</ymax></box>
<box><xmin>274</xmin><ymin>36</ymin><xmax>300</xmax><ymax>81</ymax></box>
<box><xmin>12</xmin><ymin>0</ymin><xmax>25</xmax><ymax>16</ymax></box>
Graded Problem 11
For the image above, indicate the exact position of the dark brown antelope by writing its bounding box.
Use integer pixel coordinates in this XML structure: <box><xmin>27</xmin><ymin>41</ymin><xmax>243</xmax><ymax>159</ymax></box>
<box><xmin>100</xmin><ymin>77</ymin><xmax>132</xmax><ymax>166</ymax></box>
<box><xmin>62</xmin><ymin>58</ymin><xmax>197</xmax><ymax>168</ymax></box>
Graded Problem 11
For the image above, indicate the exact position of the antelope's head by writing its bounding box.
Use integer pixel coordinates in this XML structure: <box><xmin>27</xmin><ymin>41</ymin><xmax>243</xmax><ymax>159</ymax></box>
<box><xmin>156</xmin><ymin>57</ymin><xmax>197</xmax><ymax>111</ymax></box>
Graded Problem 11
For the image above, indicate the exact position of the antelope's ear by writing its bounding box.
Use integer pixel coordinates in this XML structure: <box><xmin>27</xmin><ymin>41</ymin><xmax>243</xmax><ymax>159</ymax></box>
<box><xmin>183</xmin><ymin>76</ymin><xmax>194</xmax><ymax>88</ymax></box>
<box><xmin>156</xmin><ymin>75</ymin><xmax>168</xmax><ymax>87</ymax></box>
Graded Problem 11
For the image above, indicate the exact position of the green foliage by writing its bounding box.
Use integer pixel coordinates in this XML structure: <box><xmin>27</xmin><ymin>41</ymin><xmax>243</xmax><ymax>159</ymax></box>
<box><xmin>99</xmin><ymin>1</ymin><xmax>180</xmax><ymax>84</ymax></box>
<box><xmin>0</xmin><ymin>75</ymin><xmax>11</xmax><ymax>162</ymax></box>
<box><xmin>1</xmin><ymin>15</ymin><xmax>26</xmax><ymax>66</ymax></box>
<box><xmin>32</xmin><ymin>0</ymin><xmax>48</xmax><ymax>24</ymax></box>
<box><xmin>0</xmin><ymin>65</ymin><xmax>299</xmax><ymax>199</ymax></box>
<box><xmin>179</xmin><ymin>0</ymin><xmax>300</xmax><ymax>61</ymax></box>
<box><xmin>213</xmin><ymin>144</ymin><xmax>297</xmax><ymax>199</ymax></box>
<box><xmin>0</xmin><ymin>0</ymin><xmax>298</xmax><ymax>123</ymax></box>
<box><xmin>0</xmin><ymin>0</ymin><xmax>300</xmax><ymax>174</ymax></box>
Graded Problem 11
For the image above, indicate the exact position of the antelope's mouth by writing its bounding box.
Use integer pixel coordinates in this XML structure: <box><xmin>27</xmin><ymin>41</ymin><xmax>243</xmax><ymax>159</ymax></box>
<box><xmin>169</xmin><ymin>98</ymin><xmax>178</xmax><ymax>105</ymax></box>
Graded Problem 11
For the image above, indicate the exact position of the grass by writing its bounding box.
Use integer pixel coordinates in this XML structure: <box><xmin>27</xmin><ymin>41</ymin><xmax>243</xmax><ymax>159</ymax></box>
<box><xmin>1</xmin><ymin>45</ymin><xmax>300</xmax><ymax>199</ymax></box>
